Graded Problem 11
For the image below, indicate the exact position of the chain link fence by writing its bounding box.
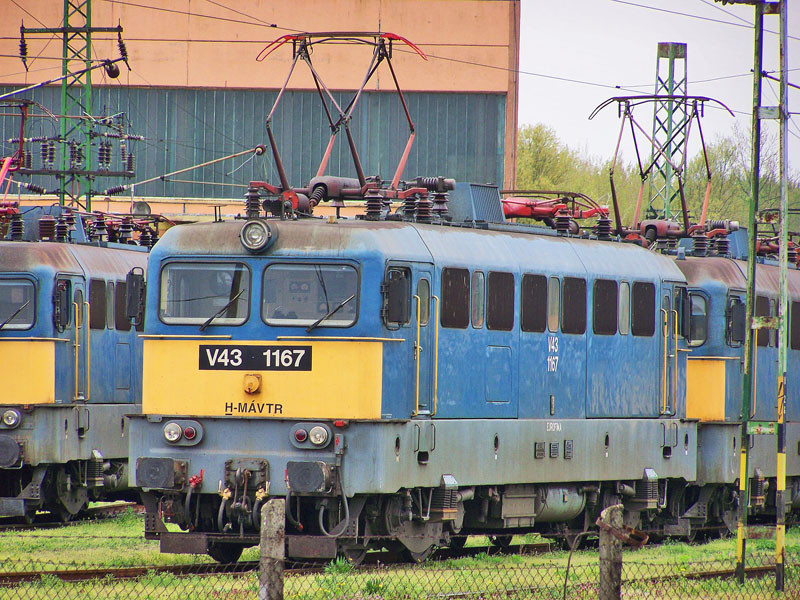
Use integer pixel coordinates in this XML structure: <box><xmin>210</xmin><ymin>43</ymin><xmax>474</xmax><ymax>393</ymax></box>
<box><xmin>0</xmin><ymin>547</ymin><xmax>796</xmax><ymax>599</ymax></box>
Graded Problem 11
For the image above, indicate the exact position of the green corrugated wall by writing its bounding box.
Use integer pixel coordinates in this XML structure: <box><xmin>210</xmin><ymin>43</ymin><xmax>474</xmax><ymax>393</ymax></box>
<box><xmin>0</xmin><ymin>86</ymin><xmax>506</xmax><ymax>199</ymax></box>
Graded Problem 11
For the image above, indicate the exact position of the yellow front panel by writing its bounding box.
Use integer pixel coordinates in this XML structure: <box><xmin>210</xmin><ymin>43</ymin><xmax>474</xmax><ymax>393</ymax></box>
<box><xmin>0</xmin><ymin>341</ymin><xmax>55</xmax><ymax>405</ymax></box>
<box><xmin>686</xmin><ymin>358</ymin><xmax>726</xmax><ymax>421</ymax></box>
<box><xmin>143</xmin><ymin>339</ymin><xmax>383</xmax><ymax>418</ymax></box>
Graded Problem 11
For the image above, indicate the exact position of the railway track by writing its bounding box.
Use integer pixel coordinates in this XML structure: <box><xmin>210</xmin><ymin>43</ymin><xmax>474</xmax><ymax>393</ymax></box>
<box><xmin>0</xmin><ymin>503</ymin><xmax>144</xmax><ymax>532</ymax></box>
<box><xmin>0</xmin><ymin>542</ymin><xmax>552</xmax><ymax>584</ymax></box>
<box><xmin>0</xmin><ymin>549</ymin><xmax>776</xmax><ymax>586</ymax></box>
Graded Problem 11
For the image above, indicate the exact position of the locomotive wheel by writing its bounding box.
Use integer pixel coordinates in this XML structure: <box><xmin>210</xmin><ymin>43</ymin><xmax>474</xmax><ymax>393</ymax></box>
<box><xmin>22</xmin><ymin>508</ymin><xmax>36</xmax><ymax>526</ymax></box>
<box><xmin>401</xmin><ymin>544</ymin><xmax>434</xmax><ymax>563</ymax></box>
<box><xmin>53</xmin><ymin>468</ymin><xmax>88</xmax><ymax>521</ymax></box>
<box><xmin>338</xmin><ymin>544</ymin><xmax>368</xmax><ymax>566</ymax></box>
<box><xmin>489</xmin><ymin>534</ymin><xmax>513</xmax><ymax>549</ymax></box>
<box><xmin>383</xmin><ymin>496</ymin><xmax>441</xmax><ymax>558</ymax></box>
<box><xmin>207</xmin><ymin>543</ymin><xmax>244</xmax><ymax>564</ymax></box>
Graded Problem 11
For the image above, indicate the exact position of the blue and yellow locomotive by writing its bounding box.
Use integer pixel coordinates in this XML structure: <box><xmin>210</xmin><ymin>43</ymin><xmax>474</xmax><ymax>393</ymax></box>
<box><xmin>0</xmin><ymin>206</ymin><xmax>149</xmax><ymax>521</ymax></box>
<box><xmin>128</xmin><ymin>183</ymin><xmax>782</xmax><ymax>563</ymax></box>
<box><xmin>673</xmin><ymin>242</ymin><xmax>800</xmax><ymax>536</ymax></box>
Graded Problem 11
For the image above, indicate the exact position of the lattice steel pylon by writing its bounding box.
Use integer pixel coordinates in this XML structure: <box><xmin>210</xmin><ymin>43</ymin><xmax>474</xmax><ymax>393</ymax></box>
<box><xmin>22</xmin><ymin>0</ymin><xmax>123</xmax><ymax>209</ymax></box>
<box><xmin>646</xmin><ymin>42</ymin><xmax>688</xmax><ymax>221</ymax></box>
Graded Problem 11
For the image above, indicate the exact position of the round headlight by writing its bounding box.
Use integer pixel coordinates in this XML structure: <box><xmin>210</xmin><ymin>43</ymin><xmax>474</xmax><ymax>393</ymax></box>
<box><xmin>309</xmin><ymin>425</ymin><xmax>328</xmax><ymax>446</ymax></box>
<box><xmin>163</xmin><ymin>422</ymin><xmax>183</xmax><ymax>443</ymax></box>
<box><xmin>2</xmin><ymin>409</ymin><xmax>20</xmax><ymax>428</ymax></box>
<box><xmin>240</xmin><ymin>220</ymin><xmax>271</xmax><ymax>253</ymax></box>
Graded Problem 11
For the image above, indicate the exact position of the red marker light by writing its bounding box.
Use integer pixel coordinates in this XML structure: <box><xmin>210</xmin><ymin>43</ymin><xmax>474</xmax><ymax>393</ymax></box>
<box><xmin>333</xmin><ymin>420</ymin><xmax>349</xmax><ymax>428</ymax></box>
<box><xmin>294</xmin><ymin>428</ymin><xmax>308</xmax><ymax>442</ymax></box>
<box><xmin>183</xmin><ymin>426</ymin><xmax>197</xmax><ymax>440</ymax></box>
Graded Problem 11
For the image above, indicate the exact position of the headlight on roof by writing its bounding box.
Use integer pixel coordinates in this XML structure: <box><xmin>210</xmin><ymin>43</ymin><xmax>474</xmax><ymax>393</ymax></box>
<box><xmin>240</xmin><ymin>219</ymin><xmax>273</xmax><ymax>253</ymax></box>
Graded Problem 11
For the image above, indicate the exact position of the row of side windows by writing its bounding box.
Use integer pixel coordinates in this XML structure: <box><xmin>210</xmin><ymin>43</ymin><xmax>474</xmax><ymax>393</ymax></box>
<box><xmin>88</xmin><ymin>278</ymin><xmax>139</xmax><ymax>331</ymax></box>
<box><xmin>441</xmin><ymin>268</ymin><xmax>657</xmax><ymax>337</ymax></box>
<box><xmin>694</xmin><ymin>294</ymin><xmax>800</xmax><ymax>350</ymax></box>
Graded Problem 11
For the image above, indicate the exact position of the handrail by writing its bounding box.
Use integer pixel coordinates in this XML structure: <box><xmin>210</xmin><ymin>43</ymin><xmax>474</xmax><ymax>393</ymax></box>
<box><xmin>73</xmin><ymin>301</ymin><xmax>80</xmax><ymax>402</ymax></box>
<box><xmin>277</xmin><ymin>336</ymin><xmax>404</xmax><ymax>342</ymax></box>
<box><xmin>412</xmin><ymin>294</ymin><xmax>421</xmax><ymax>417</ymax></box>
<box><xmin>0</xmin><ymin>337</ymin><xmax>69</xmax><ymax>342</ymax></box>
<box><xmin>671</xmin><ymin>309</ymin><xmax>678</xmax><ymax>416</ymax></box>
<box><xmin>751</xmin><ymin>342</ymin><xmax>758</xmax><ymax>419</ymax></box>
<box><xmin>84</xmin><ymin>301</ymin><xmax>91</xmax><ymax>403</ymax></box>
<box><xmin>660</xmin><ymin>308</ymin><xmax>668</xmax><ymax>415</ymax></box>
<box><xmin>138</xmin><ymin>334</ymin><xmax>232</xmax><ymax>339</ymax></box>
<box><xmin>432</xmin><ymin>295</ymin><xmax>440</xmax><ymax>416</ymax></box>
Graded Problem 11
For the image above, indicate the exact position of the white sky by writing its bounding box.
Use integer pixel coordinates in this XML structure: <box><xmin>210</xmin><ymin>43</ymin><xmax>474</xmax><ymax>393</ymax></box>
<box><xmin>518</xmin><ymin>0</ymin><xmax>800</xmax><ymax>173</ymax></box>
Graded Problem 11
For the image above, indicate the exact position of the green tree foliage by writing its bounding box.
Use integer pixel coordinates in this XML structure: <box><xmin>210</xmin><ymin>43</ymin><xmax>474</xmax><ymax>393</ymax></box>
<box><xmin>516</xmin><ymin>122</ymin><xmax>800</xmax><ymax>232</ymax></box>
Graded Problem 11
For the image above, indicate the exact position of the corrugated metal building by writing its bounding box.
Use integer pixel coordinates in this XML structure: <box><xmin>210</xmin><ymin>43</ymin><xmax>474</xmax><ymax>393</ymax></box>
<box><xmin>0</xmin><ymin>1</ymin><xmax>519</xmax><ymax>202</ymax></box>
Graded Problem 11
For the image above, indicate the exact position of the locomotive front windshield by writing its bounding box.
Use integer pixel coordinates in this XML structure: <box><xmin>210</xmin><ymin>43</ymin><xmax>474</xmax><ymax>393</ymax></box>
<box><xmin>262</xmin><ymin>264</ymin><xmax>358</xmax><ymax>327</ymax></box>
<box><xmin>159</xmin><ymin>262</ymin><xmax>249</xmax><ymax>325</ymax></box>
<box><xmin>0</xmin><ymin>279</ymin><xmax>35</xmax><ymax>330</ymax></box>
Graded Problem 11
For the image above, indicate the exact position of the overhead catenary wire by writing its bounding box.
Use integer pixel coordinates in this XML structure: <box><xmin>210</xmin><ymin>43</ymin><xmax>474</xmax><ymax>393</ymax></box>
<box><xmin>609</xmin><ymin>0</ymin><xmax>800</xmax><ymax>42</ymax></box>
<box><xmin>103</xmin><ymin>145</ymin><xmax>266</xmax><ymax>195</ymax></box>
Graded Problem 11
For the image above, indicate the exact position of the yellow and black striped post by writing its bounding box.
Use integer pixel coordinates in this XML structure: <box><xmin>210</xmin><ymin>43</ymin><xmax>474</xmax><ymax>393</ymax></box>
<box><xmin>775</xmin><ymin>0</ymin><xmax>789</xmax><ymax>590</ymax></box>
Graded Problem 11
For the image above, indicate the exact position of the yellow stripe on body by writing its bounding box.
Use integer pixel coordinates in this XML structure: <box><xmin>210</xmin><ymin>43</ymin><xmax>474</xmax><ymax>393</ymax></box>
<box><xmin>0</xmin><ymin>340</ymin><xmax>56</xmax><ymax>404</ymax></box>
<box><xmin>143</xmin><ymin>339</ymin><xmax>384</xmax><ymax>419</ymax></box>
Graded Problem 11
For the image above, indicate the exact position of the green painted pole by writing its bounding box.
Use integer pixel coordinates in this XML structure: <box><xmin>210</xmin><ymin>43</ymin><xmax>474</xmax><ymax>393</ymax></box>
<box><xmin>736</xmin><ymin>0</ymin><xmax>764</xmax><ymax>585</ymax></box>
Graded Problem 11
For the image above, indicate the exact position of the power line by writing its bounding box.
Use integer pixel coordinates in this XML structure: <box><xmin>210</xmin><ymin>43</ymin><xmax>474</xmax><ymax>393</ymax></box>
<box><xmin>609</xmin><ymin>0</ymin><xmax>800</xmax><ymax>42</ymax></box>
<box><xmin>96</xmin><ymin>0</ymin><xmax>281</xmax><ymax>30</ymax></box>
<box><xmin>10</xmin><ymin>0</ymin><xmax>49</xmax><ymax>28</ymax></box>
<box><xmin>698</xmin><ymin>0</ymin><xmax>752</xmax><ymax>26</ymax></box>
<box><xmin>200</xmin><ymin>0</ymin><xmax>279</xmax><ymax>29</ymax></box>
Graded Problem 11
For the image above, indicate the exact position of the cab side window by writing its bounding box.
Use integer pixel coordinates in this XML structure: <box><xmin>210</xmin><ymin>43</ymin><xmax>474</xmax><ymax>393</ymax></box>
<box><xmin>384</xmin><ymin>268</ymin><xmax>411</xmax><ymax>327</ymax></box>
<box><xmin>688</xmin><ymin>293</ymin><xmax>708</xmax><ymax>347</ymax></box>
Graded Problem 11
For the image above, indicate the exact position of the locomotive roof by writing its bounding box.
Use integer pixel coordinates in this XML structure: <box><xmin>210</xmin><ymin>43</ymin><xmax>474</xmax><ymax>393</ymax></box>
<box><xmin>0</xmin><ymin>240</ymin><xmax>147</xmax><ymax>279</ymax></box>
<box><xmin>675</xmin><ymin>255</ymin><xmax>800</xmax><ymax>299</ymax></box>
<box><xmin>153</xmin><ymin>218</ymin><xmax>686</xmax><ymax>282</ymax></box>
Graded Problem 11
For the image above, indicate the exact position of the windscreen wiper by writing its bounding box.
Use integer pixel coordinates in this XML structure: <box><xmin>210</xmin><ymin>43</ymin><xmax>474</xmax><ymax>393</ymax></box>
<box><xmin>305</xmin><ymin>294</ymin><xmax>355</xmax><ymax>334</ymax></box>
<box><xmin>199</xmin><ymin>289</ymin><xmax>245</xmax><ymax>332</ymax></box>
<box><xmin>0</xmin><ymin>299</ymin><xmax>31</xmax><ymax>330</ymax></box>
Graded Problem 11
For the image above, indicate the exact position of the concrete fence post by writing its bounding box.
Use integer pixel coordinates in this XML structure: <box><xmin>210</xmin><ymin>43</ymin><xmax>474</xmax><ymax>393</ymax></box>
<box><xmin>597</xmin><ymin>503</ymin><xmax>624</xmax><ymax>600</ymax></box>
<box><xmin>259</xmin><ymin>498</ymin><xmax>285</xmax><ymax>600</ymax></box>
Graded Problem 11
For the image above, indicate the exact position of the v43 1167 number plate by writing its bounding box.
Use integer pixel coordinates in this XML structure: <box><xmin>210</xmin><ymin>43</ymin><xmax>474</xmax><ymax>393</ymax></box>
<box><xmin>199</xmin><ymin>345</ymin><xmax>312</xmax><ymax>371</ymax></box>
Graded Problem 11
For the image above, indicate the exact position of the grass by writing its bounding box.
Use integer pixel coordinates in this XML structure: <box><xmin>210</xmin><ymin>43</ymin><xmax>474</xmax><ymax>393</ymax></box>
<box><xmin>1</xmin><ymin>513</ymin><xmax>798</xmax><ymax>599</ymax></box>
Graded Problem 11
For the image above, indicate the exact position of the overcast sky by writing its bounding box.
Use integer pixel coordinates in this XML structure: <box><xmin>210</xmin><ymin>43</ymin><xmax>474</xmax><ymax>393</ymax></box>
<box><xmin>518</xmin><ymin>0</ymin><xmax>799</xmax><ymax>173</ymax></box>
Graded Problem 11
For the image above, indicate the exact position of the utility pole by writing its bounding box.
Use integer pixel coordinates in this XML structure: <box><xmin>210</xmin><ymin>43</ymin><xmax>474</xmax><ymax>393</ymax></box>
<box><xmin>647</xmin><ymin>42</ymin><xmax>688</xmax><ymax>221</ymax></box>
<box><xmin>20</xmin><ymin>0</ymin><xmax>128</xmax><ymax>210</ymax></box>
<box><xmin>717</xmin><ymin>0</ymin><xmax>789</xmax><ymax>590</ymax></box>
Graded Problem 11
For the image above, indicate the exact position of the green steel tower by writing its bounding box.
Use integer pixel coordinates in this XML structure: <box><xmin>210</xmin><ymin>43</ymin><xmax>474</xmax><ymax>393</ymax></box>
<box><xmin>22</xmin><ymin>0</ymin><xmax>123</xmax><ymax>210</ymax></box>
<box><xmin>647</xmin><ymin>42</ymin><xmax>688</xmax><ymax>221</ymax></box>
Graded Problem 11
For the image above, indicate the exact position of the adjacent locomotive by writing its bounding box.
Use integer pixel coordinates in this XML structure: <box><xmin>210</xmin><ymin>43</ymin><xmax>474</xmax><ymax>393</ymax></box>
<box><xmin>127</xmin><ymin>183</ymin><xmax>783</xmax><ymax>563</ymax></box>
<box><xmin>672</xmin><ymin>245</ymin><xmax>800</xmax><ymax>536</ymax></box>
<box><xmin>0</xmin><ymin>206</ymin><xmax>149</xmax><ymax>521</ymax></box>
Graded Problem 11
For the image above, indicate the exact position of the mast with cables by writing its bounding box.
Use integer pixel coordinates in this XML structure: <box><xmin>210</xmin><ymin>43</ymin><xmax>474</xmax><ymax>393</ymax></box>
<box><xmin>19</xmin><ymin>0</ymin><xmax>131</xmax><ymax>210</ymax></box>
